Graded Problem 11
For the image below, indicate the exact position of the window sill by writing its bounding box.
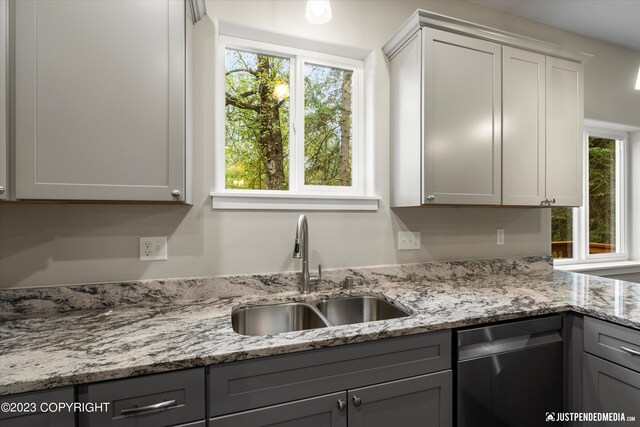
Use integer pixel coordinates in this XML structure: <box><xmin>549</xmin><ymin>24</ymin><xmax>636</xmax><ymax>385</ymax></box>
<box><xmin>554</xmin><ymin>260</ymin><xmax>640</xmax><ymax>276</ymax></box>
<box><xmin>209</xmin><ymin>192</ymin><xmax>380</xmax><ymax>211</ymax></box>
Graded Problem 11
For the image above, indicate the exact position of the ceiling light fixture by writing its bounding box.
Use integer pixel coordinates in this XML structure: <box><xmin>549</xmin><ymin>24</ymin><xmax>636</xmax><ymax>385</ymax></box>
<box><xmin>305</xmin><ymin>1</ymin><xmax>332</xmax><ymax>25</ymax></box>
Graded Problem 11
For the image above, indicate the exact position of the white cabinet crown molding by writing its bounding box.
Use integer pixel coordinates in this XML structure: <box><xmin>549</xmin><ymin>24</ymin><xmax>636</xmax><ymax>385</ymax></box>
<box><xmin>382</xmin><ymin>9</ymin><xmax>592</xmax><ymax>63</ymax></box>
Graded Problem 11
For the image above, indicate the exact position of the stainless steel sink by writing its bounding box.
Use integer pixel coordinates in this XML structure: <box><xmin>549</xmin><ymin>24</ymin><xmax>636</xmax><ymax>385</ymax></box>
<box><xmin>232</xmin><ymin>303</ymin><xmax>329</xmax><ymax>336</ymax></box>
<box><xmin>232</xmin><ymin>295</ymin><xmax>411</xmax><ymax>336</ymax></box>
<box><xmin>316</xmin><ymin>295</ymin><xmax>410</xmax><ymax>326</ymax></box>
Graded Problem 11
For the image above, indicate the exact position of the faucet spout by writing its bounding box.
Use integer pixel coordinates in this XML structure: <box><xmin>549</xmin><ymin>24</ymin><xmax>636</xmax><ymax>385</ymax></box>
<box><xmin>292</xmin><ymin>214</ymin><xmax>319</xmax><ymax>293</ymax></box>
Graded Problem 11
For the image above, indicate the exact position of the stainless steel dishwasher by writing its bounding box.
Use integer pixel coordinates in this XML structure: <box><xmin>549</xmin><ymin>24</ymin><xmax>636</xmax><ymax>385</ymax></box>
<box><xmin>457</xmin><ymin>315</ymin><xmax>564</xmax><ymax>427</ymax></box>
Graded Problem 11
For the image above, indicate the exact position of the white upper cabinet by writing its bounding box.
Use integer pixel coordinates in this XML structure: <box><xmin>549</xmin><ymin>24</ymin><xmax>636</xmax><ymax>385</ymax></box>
<box><xmin>502</xmin><ymin>47</ymin><xmax>546</xmax><ymax>206</ymax></box>
<box><xmin>545</xmin><ymin>57</ymin><xmax>584</xmax><ymax>207</ymax></box>
<box><xmin>0</xmin><ymin>0</ymin><xmax>7</xmax><ymax>200</ymax></box>
<box><xmin>503</xmin><ymin>49</ymin><xmax>584</xmax><ymax>207</ymax></box>
<box><xmin>422</xmin><ymin>29</ymin><xmax>502</xmax><ymax>205</ymax></box>
<box><xmin>384</xmin><ymin>10</ymin><xmax>588</xmax><ymax>208</ymax></box>
<box><xmin>14</xmin><ymin>0</ymin><xmax>187</xmax><ymax>201</ymax></box>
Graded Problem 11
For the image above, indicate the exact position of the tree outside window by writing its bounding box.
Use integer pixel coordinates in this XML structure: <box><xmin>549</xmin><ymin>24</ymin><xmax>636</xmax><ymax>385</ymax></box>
<box><xmin>223</xmin><ymin>42</ymin><xmax>359</xmax><ymax>194</ymax></box>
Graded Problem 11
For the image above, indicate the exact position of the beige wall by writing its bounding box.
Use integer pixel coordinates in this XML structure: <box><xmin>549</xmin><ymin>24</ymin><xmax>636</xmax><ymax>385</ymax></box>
<box><xmin>1</xmin><ymin>0</ymin><xmax>639</xmax><ymax>288</ymax></box>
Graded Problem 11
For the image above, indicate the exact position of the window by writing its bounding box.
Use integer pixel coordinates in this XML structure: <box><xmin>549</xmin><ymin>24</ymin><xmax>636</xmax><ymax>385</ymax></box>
<box><xmin>552</xmin><ymin>126</ymin><xmax>627</xmax><ymax>264</ymax></box>
<box><xmin>213</xmin><ymin>36</ymin><xmax>375</xmax><ymax>210</ymax></box>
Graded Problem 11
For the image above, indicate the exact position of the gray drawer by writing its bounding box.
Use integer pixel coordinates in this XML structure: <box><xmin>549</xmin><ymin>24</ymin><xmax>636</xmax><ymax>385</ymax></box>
<box><xmin>78</xmin><ymin>368</ymin><xmax>205</xmax><ymax>427</ymax></box>
<box><xmin>584</xmin><ymin>316</ymin><xmax>640</xmax><ymax>373</ymax></box>
<box><xmin>0</xmin><ymin>387</ymin><xmax>75</xmax><ymax>427</ymax></box>
<box><xmin>209</xmin><ymin>331</ymin><xmax>451</xmax><ymax>416</ymax></box>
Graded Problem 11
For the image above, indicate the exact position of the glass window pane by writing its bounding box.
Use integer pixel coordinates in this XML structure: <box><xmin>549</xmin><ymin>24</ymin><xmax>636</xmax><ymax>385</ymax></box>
<box><xmin>304</xmin><ymin>63</ymin><xmax>353</xmax><ymax>186</ymax></box>
<box><xmin>225</xmin><ymin>48</ymin><xmax>290</xmax><ymax>190</ymax></box>
<box><xmin>552</xmin><ymin>208</ymin><xmax>574</xmax><ymax>259</ymax></box>
<box><xmin>588</xmin><ymin>137</ymin><xmax>617</xmax><ymax>254</ymax></box>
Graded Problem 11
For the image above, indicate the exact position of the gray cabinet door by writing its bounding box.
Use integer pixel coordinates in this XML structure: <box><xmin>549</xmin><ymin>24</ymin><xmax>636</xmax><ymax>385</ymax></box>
<box><xmin>209</xmin><ymin>392</ymin><xmax>347</xmax><ymax>427</ymax></box>
<box><xmin>583</xmin><ymin>353</ymin><xmax>640</xmax><ymax>425</ymax></box>
<box><xmin>0</xmin><ymin>387</ymin><xmax>75</xmax><ymax>427</ymax></box>
<box><xmin>545</xmin><ymin>56</ymin><xmax>583</xmax><ymax>207</ymax></box>
<box><xmin>422</xmin><ymin>28</ymin><xmax>502</xmax><ymax>205</ymax></box>
<box><xmin>502</xmin><ymin>46</ymin><xmax>546</xmax><ymax>206</ymax></box>
<box><xmin>348</xmin><ymin>371</ymin><xmax>452</xmax><ymax>427</ymax></box>
<box><xmin>15</xmin><ymin>0</ymin><xmax>186</xmax><ymax>201</ymax></box>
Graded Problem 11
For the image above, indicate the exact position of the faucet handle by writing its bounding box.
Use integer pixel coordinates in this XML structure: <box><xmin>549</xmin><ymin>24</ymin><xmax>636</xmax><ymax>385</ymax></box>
<box><xmin>310</xmin><ymin>264</ymin><xmax>322</xmax><ymax>286</ymax></box>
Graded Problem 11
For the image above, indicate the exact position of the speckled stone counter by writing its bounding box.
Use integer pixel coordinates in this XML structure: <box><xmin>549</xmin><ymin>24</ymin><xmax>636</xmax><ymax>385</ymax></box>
<box><xmin>1</xmin><ymin>256</ymin><xmax>639</xmax><ymax>396</ymax></box>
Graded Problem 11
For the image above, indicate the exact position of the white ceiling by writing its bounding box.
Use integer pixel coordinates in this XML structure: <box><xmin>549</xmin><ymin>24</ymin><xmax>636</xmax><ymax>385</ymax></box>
<box><xmin>467</xmin><ymin>0</ymin><xmax>640</xmax><ymax>52</ymax></box>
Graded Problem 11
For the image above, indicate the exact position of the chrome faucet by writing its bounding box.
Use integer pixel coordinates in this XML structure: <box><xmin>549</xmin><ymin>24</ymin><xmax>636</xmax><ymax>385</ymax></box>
<box><xmin>293</xmin><ymin>214</ymin><xmax>321</xmax><ymax>293</ymax></box>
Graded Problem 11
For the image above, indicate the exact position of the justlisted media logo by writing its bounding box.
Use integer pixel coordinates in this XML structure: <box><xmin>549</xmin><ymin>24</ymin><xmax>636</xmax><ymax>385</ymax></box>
<box><xmin>546</xmin><ymin>412</ymin><xmax>557</xmax><ymax>422</ymax></box>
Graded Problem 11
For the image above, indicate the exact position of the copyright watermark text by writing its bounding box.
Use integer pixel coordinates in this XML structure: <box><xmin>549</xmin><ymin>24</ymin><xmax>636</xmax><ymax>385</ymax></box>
<box><xmin>1</xmin><ymin>401</ymin><xmax>110</xmax><ymax>414</ymax></box>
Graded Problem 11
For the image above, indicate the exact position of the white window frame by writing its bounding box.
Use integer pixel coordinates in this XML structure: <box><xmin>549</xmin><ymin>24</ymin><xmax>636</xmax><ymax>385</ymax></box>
<box><xmin>211</xmin><ymin>36</ymin><xmax>378</xmax><ymax>210</ymax></box>
<box><xmin>554</xmin><ymin>125</ymin><xmax>628</xmax><ymax>266</ymax></box>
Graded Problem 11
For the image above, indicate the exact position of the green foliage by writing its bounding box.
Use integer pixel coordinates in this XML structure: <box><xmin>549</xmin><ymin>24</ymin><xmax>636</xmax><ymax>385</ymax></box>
<box><xmin>551</xmin><ymin>208</ymin><xmax>572</xmax><ymax>242</ymax></box>
<box><xmin>304</xmin><ymin>64</ymin><xmax>352</xmax><ymax>186</ymax></box>
<box><xmin>224</xmin><ymin>48</ymin><xmax>353</xmax><ymax>190</ymax></box>
<box><xmin>225</xmin><ymin>49</ymin><xmax>289</xmax><ymax>190</ymax></box>
<box><xmin>588</xmin><ymin>137</ymin><xmax>616</xmax><ymax>246</ymax></box>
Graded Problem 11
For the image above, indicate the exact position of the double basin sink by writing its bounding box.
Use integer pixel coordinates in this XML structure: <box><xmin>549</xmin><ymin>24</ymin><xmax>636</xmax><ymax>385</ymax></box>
<box><xmin>232</xmin><ymin>295</ymin><xmax>411</xmax><ymax>336</ymax></box>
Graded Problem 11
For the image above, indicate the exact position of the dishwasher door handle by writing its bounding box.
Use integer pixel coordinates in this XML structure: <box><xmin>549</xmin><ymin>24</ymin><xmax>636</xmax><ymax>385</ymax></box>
<box><xmin>458</xmin><ymin>330</ymin><xmax>563</xmax><ymax>361</ymax></box>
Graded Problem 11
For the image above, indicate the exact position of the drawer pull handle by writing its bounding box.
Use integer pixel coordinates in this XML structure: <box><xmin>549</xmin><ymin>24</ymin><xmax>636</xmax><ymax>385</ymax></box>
<box><xmin>620</xmin><ymin>346</ymin><xmax>640</xmax><ymax>357</ymax></box>
<box><xmin>120</xmin><ymin>399</ymin><xmax>177</xmax><ymax>416</ymax></box>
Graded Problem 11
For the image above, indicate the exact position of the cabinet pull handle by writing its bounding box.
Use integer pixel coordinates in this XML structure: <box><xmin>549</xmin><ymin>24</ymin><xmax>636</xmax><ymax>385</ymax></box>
<box><xmin>352</xmin><ymin>396</ymin><xmax>363</xmax><ymax>407</ymax></box>
<box><xmin>620</xmin><ymin>346</ymin><xmax>640</xmax><ymax>357</ymax></box>
<box><xmin>337</xmin><ymin>399</ymin><xmax>346</xmax><ymax>411</ymax></box>
<box><xmin>120</xmin><ymin>399</ymin><xmax>177</xmax><ymax>416</ymax></box>
<box><xmin>426</xmin><ymin>195</ymin><xmax>435</xmax><ymax>202</ymax></box>
<box><xmin>0</xmin><ymin>186</ymin><xmax>5</xmax><ymax>195</ymax></box>
<box><xmin>171</xmin><ymin>189</ymin><xmax>181</xmax><ymax>198</ymax></box>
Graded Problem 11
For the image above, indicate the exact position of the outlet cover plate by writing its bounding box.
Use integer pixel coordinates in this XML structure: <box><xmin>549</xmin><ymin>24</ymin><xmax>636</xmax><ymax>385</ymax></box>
<box><xmin>398</xmin><ymin>231</ymin><xmax>421</xmax><ymax>250</ymax></box>
<box><xmin>496</xmin><ymin>229</ymin><xmax>505</xmax><ymax>246</ymax></box>
<box><xmin>140</xmin><ymin>237</ymin><xmax>167</xmax><ymax>261</ymax></box>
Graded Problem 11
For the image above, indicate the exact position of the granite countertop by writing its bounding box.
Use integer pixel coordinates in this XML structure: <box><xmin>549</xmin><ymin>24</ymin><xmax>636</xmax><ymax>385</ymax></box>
<box><xmin>1</xmin><ymin>257</ymin><xmax>639</xmax><ymax>396</ymax></box>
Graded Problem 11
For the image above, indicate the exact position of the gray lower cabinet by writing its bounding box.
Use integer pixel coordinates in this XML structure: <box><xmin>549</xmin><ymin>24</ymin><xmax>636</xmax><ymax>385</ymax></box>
<box><xmin>78</xmin><ymin>368</ymin><xmax>205</xmax><ymax>427</ymax></box>
<box><xmin>209</xmin><ymin>331</ymin><xmax>453</xmax><ymax>427</ymax></box>
<box><xmin>210</xmin><ymin>392</ymin><xmax>347</xmax><ymax>427</ymax></box>
<box><xmin>583</xmin><ymin>316</ymin><xmax>640</xmax><ymax>425</ymax></box>
<box><xmin>0</xmin><ymin>386</ymin><xmax>75</xmax><ymax>427</ymax></box>
<box><xmin>348</xmin><ymin>371</ymin><xmax>452</xmax><ymax>427</ymax></box>
<box><xmin>583</xmin><ymin>353</ymin><xmax>640</xmax><ymax>425</ymax></box>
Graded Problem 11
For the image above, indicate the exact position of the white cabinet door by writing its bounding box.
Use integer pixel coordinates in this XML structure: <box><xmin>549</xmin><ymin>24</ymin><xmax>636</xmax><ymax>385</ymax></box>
<box><xmin>422</xmin><ymin>28</ymin><xmax>502</xmax><ymax>205</ymax></box>
<box><xmin>502</xmin><ymin>46</ymin><xmax>546</xmax><ymax>206</ymax></box>
<box><xmin>545</xmin><ymin>56</ymin><xmax>584</xmax><ymax>207</ymax></box>
<box><xmin>15</xmin><ymin>0</ymin><xmax>185</xmax><ymax>201</ymax></box>
<box><xmin>0</xmin><ymin>0</ymin><xmax>7</xmax><ymax>200</ymax></box>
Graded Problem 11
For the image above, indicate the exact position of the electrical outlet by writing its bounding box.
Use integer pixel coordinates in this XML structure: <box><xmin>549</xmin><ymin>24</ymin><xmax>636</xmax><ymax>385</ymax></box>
<box><xmin>398</xmin><ymin>231</ymin><xmax>421</xmax><ymax>250</ymax></box>
<box><xmin>496</xmin><ymin>229</ymin><xmax>505</xmax><ymax>246</ymax></box>
<box><xmin>139</xmin><ymin>237</ymin><xmax>167</xmax><ymax>261</ymax></box>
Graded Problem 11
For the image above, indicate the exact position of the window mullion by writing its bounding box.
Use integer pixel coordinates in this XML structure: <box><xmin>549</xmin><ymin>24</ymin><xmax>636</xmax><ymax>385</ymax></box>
<box><xmin>295</xmin><ymin>57</ymin><xmax>305</xmax><ymax>192</ymax></box>
<box><xmin>288</xmin><ymin>56</ymin><xmax>298</xmax><ymax>193</ymax></box>
<box><xmin>616</xmin><ymin>138</ymin><xmax>625</xmax><ymax>257</ymax></box>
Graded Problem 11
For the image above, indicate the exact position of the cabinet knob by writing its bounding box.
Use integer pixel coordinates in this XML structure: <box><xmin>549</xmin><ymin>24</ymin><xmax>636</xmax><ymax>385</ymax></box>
<box><xmin>550</xmin><ymin>198</ymin><xmax>556</xmax><ymax>204</ymax></box>
<box><xmin>337</xmin><ymin>399</ymin><xmax>346</xmax><ymax>411</ymax></box>
<box><xmin>0</xmin><ymin>186</ymin><xmax>5</xmax><ymax>195</ymax></box>
<box><xmin>426</xmin><ymin>195</ymin><xmax>435</xmax><ymax>202</ymax></box>
<box><xmin>352</xmin><ymin>396</ymin><xmax>363</xmax><ymax>407</ymax></box>
<box><xmin>171</xmin><ymin>189</ymin><xmax>181</xmax><ymax>198</ymax></box>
